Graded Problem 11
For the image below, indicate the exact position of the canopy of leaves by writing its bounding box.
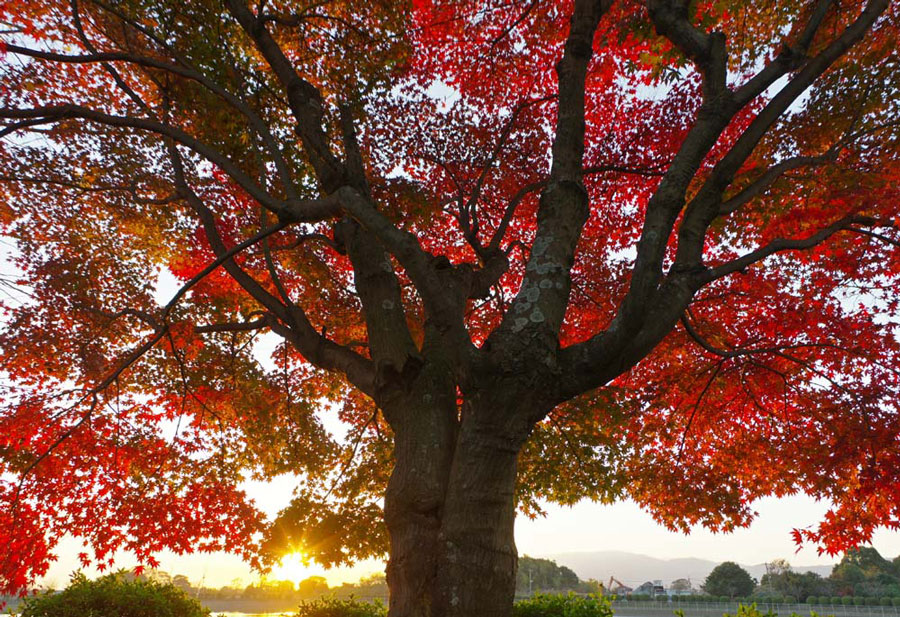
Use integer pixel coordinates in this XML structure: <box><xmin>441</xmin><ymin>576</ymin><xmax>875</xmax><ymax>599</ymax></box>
<box><xmin>0</xmin><ymin>0</ymin><xmax>898</xmax><ymax>597</ymax></box>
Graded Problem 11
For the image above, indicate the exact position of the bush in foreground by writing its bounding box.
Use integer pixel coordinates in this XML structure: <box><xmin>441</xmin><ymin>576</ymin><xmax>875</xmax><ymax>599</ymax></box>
<box><xmin>20</xmin><ymin>571</ymin><xmax>209</xmax><ymax>617</ymax></box>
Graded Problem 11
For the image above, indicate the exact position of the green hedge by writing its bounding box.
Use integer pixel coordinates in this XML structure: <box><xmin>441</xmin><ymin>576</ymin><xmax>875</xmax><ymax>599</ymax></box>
<box><xmin>513</xmin><ymin>593</ymin><xmax>614</xmax><ymax>617</ymax></box>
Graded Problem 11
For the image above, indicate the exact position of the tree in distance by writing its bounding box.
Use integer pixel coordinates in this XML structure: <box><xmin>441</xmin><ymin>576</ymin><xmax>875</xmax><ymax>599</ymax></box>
<box><xmin>0</xmin><ymin>1</ymin><xmax>898</xmax><ymax>616</ymax></box>
<box><xmin>703</xmin><ymin>562</ymin><xmax>756</xmax><ymax>599</ymax></box>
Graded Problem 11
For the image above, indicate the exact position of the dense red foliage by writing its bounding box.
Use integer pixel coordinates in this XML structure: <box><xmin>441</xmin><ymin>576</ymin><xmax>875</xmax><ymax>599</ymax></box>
<box><xmin>0</xmin><ymin>0</ymin><xmax>898</xmax><ymax>598</ymax></box>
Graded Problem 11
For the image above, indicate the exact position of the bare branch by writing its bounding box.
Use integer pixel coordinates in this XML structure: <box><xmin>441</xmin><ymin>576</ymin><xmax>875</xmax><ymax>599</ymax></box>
<box><xmin>701</xmin><ymin>215</ymin><xmax>864</xmax><ymax>284</ymax></box>
<box><xmin>717</xmin><ymin>153</ymin><xmax>836</xmax><ymax>216</ymax></box>
<box><xmin>674</xmin><ymin>0</ymin><xmax>888</xmax><ymax>271</ymax></box>
<box><xmin>4</xmin><ymin>42</ymin><xmax>297</xmax><ymax>195</ymax></box>
<box><xmin>0</xmin><ymin>103</ymin><xmax>292</xmax><ymax>215</ymax></box>
<box><xmin>196</xmin><ymin>316</ymin><xmax>270</xmax><ymax>333</ymax></box>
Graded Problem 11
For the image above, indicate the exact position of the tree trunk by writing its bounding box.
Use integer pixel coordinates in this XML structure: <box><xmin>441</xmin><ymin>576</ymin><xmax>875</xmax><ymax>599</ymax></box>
<box><xmin>383</xmin><ymin>369</ymin><xmax>536</xmax><ymax>617</ymax></box>
<box><xmin>431</xmin><ymin>395</ymin><xmax>533</xmax><ymax>617</ymax></box>
<box><xmin>383</xmin><ymin>363</ymin><xmax>458</xmax><ymax>617</ymax></box>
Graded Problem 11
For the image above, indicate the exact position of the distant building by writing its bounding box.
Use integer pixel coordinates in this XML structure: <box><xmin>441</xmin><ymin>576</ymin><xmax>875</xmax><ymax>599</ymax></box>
<box><xmin>669</xmin><ymin>578</ymin><xmax>697</xmax><ymax>596</ymax></box>
<box><xmin>635</xmin><ymin>580</ymin><xmax>666</xmax><ymax>597</ymax></box>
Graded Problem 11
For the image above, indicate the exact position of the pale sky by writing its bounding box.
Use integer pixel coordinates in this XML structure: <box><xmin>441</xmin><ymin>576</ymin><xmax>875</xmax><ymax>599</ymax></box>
<box><xmin>38</xmin><ymin>490</ymin><xmax>900</xmax><ymax>590</ymax></box>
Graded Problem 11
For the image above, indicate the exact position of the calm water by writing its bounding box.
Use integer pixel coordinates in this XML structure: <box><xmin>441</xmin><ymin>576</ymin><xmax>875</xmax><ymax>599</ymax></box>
<box><xmin>1</xmin><ymin>609</ymin><xmax>305</xmax><ymax>616</ymax></box>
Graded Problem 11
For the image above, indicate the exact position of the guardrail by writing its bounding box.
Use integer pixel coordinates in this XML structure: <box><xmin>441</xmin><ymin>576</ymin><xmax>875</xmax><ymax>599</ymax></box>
<box><xmin>610</xmin><ymin>601</ymin><xmax>900</xmax><ymax>617</ymax></box>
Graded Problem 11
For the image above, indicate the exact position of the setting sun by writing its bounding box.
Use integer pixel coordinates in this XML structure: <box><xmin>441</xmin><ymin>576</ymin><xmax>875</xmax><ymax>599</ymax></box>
<box><xmin>270</xmin><ymin>552</ymin><xmax>327</xmax><ymax>586</ymax></box>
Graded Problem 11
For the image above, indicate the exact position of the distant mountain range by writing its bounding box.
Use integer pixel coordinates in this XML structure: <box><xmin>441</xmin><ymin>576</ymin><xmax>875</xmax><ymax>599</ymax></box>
<box><xmin>538</xmin><ymin>551</ymin><xmax>834</xmax><ymax>588</ymax></box>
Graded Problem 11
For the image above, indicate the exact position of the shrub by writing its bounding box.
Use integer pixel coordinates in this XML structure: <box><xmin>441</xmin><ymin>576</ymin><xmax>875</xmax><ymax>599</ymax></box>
<box><xmin>785</xmin><ymin>596</ymin><xmax>798</xmax><ymax>604</ymax></box>
<box><xmin>830</xmin><ymin>597</ymin><xmax>842</xmax><ymax>605</ymax></box>
<box><xmin>721</xmin><ymin>596</ymin><xmax>731</xmax><ymax>603</ymax></box>
<box><xmin>880</xmin><ymin>598</ymin><xmax>893</xmax><ymax>606</ymax></box>
<box><xmin>806</xmin><ymin>597</ymin><xmax>818</xmax><ymax>605</ymax></box>
<box><xmin>852</xmin><ymin>597</ymin><xmax>866</xmax><ymax>606</ymax></box>
<box><xmin>296</xmin><ymin>596</ymin><xmax>387</xmax><ymax>617</ymax></box>
<box><xmin>512</xmin><ymin>593</ymin><xmax>614</xmax><ymax>617</ymax></box>
<box><xmin>892</xmin><ymin>598</ymin><xmax>900</xmax><ymax>607</ymax></box>
<box><xmin>20</xmin><ymin>571</ymin><xmax>209</xmax><ymax>617</ymax></box>
<box><xmin>864</xmin><ymin>598</ymin><xmax>878</xmax><ymax>606</ymax></box>
<box><xmin>841</xmin><ymin>597</ymin><xmax>854</xmax><ymax>606</ymax></box>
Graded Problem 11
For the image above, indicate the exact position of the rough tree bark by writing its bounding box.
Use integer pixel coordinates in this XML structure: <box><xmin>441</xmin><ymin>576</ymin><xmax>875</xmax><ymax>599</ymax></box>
<box><xmin>382</xmin><ymin>356</ymin><xmax>458</xmax><ymax>617</ymax></box>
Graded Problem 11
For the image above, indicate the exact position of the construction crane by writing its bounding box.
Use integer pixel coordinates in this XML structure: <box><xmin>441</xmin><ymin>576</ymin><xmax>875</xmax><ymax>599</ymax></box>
<box><xmin>604</xmin><ymin>576</ymin><xmax>631</xmax><ymax>597</ymax></box>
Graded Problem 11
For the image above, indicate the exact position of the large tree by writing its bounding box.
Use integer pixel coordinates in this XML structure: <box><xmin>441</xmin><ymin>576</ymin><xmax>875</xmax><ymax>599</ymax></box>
<box><xmin>0</xmin><ymin>1</ymin><xmax>898</xmax><ymax>616</ymax></box>
<box><xmin>703</xmin><ymin>561</ymin><xmax>756</xmax><ymax>598</ymax></box>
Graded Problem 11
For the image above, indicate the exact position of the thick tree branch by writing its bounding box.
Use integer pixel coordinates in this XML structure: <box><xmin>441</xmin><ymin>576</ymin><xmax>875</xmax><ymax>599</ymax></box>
<box><xmin>493</xmin><ymin>0</ymin><xmax>614</xmax><ymax>343</ymax></box>
<box><xmin>647</xmin><ymin>0</ymin><xmax>727</xmax><ymax>96</ymax></box>
<box><xmin>225</xmin><ymin>0</ymin><xmax>345</xmax><ymax>191</ymax></box>
<box><xmin>224</xmin><ymin>6</ymin><xmax>455</xmax><ymax>369</ymax></box>
<box><xmin>168</xmin><ymin>146</ymin><xmax>376</xmax><ymax>395</ymax></box>
<box><xmin>601</xmin><ymin>0</ymin><xmax>871</xmax><ymax>357</ymax></box>
<box><xmin>557</xmin><ymin>211</ymin><xmax>889</xmax><ymax>401</ymax></box>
